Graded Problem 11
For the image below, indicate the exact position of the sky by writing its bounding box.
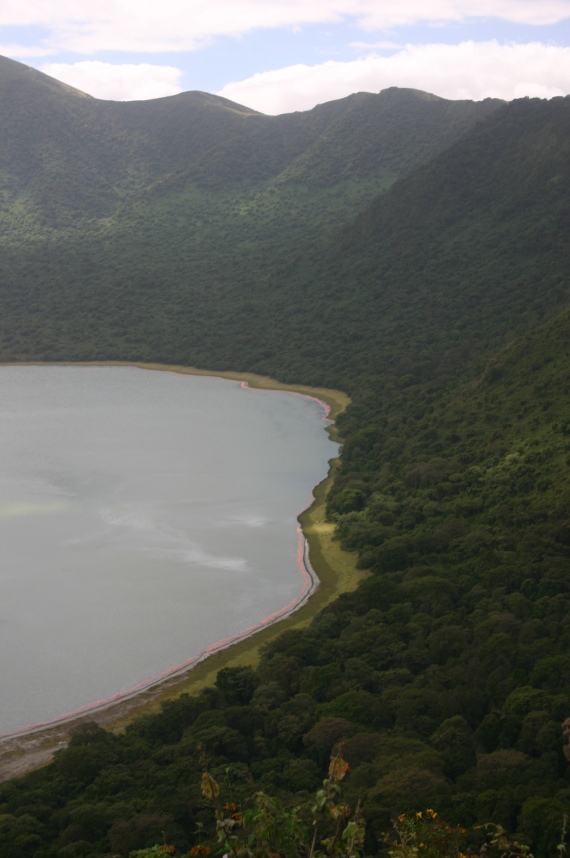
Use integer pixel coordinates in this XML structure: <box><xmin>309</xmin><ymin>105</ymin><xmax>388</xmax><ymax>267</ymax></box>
<box><xmin>0</xmin><ymin>1</ymin><xmax>569</xmax><ymax>114</ymax></box>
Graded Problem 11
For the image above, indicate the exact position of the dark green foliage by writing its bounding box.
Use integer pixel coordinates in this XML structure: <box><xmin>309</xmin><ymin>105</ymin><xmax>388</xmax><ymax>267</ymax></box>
<box><xmin>0</xmin><ymin>57</ymin><xmax>506</xmax><ymax>382</ymax></box>
<box><xmin>215</xmin><ymin>667</ymin><xmax>259</xmax><ymax>706</ymax></box>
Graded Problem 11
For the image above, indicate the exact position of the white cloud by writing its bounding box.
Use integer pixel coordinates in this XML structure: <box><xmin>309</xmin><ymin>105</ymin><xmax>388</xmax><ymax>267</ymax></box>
<box><xmin>0</xmin><ymin>1</ymin><xmax>341</xmax><ymax>53</ymax></box>
<box><xmin>0</xmin><ymin>43</ymin><xmax>54</xmax><ymax>58</ymax></box>
<box><xmin>352</xmin><ymin>0</ymin><xmax>570</xmax><ymax>29</ymax></box>
<box><xmin>217</xmin><ymin>41</ymin><xmax>570</xmax><ymax>114</ymax></box>
<box><xmin>349</xmin><ymin>41</ymin><xmax>401</xmax><ymax>50</ymax></box>
<box><xmin>0</xmin><ymin>1</ymin><xmax>568</xmax><ymax>54</ymax></box>
<box><xmin>40</xmin><ymin>61</ymin><xmax>183</xmax><ymax>100</ymax></box>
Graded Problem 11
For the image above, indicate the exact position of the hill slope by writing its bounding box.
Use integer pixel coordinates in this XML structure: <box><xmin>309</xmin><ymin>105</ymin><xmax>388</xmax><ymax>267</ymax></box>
<box><xmin>2</xmin><ymin>93</ymin><xmax>566</xmax><ymax>393</ymax></box>
<box><xmin>0</xmin><ymin>56</ymin><xmax>501</xmax><ymax>233</ymax></box>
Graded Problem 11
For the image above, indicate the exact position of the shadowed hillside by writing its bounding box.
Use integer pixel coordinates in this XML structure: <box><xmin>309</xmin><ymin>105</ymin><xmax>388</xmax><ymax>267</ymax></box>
<box><xmin>1</xmin><ymin>85</ymin><xmax>566</xmax><ymax>394</ymax></box>
<box><xmin>264</xmin><ymin>95</ymin><xmax>570</xmax><ymax>387</ymax></box>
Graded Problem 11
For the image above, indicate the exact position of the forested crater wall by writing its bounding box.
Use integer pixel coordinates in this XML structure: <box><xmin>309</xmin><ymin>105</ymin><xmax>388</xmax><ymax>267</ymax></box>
<box><xmin>0</xmin><ymin>56</ymin><xmax>569</xmax><ymax>855</ymax></box>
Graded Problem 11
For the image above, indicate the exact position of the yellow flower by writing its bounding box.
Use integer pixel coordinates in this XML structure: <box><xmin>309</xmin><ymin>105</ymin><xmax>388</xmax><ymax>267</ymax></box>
<box><xmin>416</xmin><ymin>811</ymin><xmax>423</xmax><ymax>819</ymax></box>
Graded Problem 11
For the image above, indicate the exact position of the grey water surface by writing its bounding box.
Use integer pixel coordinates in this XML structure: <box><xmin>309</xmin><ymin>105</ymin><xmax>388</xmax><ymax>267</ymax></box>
<box><xmin>0</xmin><ymin>366</ymin><xmax>338</xmax><ymax>734</ymax></box>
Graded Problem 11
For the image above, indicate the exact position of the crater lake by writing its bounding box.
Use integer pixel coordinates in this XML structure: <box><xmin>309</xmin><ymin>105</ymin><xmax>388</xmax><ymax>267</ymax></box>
<box><xmin>0</xmin><ymin>365</ymin><xmax>338</xmax><ymax>735</ymax></box>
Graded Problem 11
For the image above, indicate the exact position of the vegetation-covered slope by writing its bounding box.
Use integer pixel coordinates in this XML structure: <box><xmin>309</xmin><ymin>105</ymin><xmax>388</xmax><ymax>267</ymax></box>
<box><xmin>260</xmin><ymin>95</ymin><xmax>570</xmax><ymax>389</ymax></box>
<box><xmin>0</xmin><ymin>55</ymin><xmax>504</xmax><ymax>366</ymax></box>
<box><xmin>0</xmin><ymin>56</ymin><xmax>569</xmax><ymax>857</ymax></box>
<box><xmin>0</xmin><ymin>55</ymin><xmax>500</xmax><ymax>234</ymax></box>
<box><xmin>1</xmin><ymin>86</ymin><xmax>566</xmax><ymax>395</ymax></box>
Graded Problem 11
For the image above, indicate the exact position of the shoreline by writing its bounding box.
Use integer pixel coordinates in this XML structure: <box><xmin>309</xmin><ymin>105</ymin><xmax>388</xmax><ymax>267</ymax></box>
<box><xmin>2</xmin><ymin>361</ymin><xmax>351</xmax><ymax>426</ymax></box>
<box><xmin>0</xmin><ymin>362</ymin><xmax>361</xmax><ymax>782</ymax></box>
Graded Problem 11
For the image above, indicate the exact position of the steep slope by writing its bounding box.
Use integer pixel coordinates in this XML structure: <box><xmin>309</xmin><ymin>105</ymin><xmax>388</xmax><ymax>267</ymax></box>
<box><xmin>3</xmin><ymin>82</ymin><xmax>566</xmax><ymax>379</ymax></box>
<box><xmin>0</xmin><ymin>58</ymin><xmax>266</xmax><ymax>229</ymax></box>
<box><xmin>21</xmin><ymin>95</ymin><xmax>563</xmax><ymax>390</ymax></box>
<box><xmin>261</xmin><ymin>95</ymin><xmax>570</xmax><ymax>388</ymax></box>
<box><xmin>0</xmin><ymin>54</ymin><xmax>501</xmax><ymax>236</ymax></box>
<box><xmin>272</xmin><ymin>87</ymin><xmax>502</xmax><ymax>188</ymax></box>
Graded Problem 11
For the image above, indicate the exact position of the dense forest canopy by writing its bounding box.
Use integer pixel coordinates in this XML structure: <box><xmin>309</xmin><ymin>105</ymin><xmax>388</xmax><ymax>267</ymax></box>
<box><xmin>0</xmin><ymin>55</ymin><xmax>569</xmax><ymax>857</ymax></box>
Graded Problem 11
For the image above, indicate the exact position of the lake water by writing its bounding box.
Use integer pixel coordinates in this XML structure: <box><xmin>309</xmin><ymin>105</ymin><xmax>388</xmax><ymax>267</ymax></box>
<box><xmin>0</xmin><ymin>366</ymin><xmax>337</xmax><ymax>735</ymax></box>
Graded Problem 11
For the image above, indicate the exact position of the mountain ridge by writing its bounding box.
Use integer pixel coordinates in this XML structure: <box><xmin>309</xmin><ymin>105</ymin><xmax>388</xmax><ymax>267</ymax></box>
<box><xmin>0</xmin><ymin>54</ymin><xmax>503</xmax><ymax>229</ymax></box>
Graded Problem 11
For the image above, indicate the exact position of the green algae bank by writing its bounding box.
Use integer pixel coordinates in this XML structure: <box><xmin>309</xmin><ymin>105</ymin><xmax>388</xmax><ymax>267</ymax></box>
<box><xmin>0</xmin><ymin>366</ymin><xmax>338</xmax><ymax>735</ymax></box>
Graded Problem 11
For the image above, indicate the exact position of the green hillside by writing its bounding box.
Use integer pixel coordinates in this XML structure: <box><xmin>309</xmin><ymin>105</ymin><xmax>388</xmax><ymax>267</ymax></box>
<box><xmin>0</xmin><ymin>55</ymin><xmax>500</xmax><ymax>235</ymax></box>
<box><xmin>260</xmin><ymin>95</ymin><xmax>570</xmax><ymax>389</ymax></box>
<box><xmin>0</xmin><ymin>55</ymin><xmax>569</xmax><ymax>857</ymax></box>
<box><xmin>1</xmin><ymin>74</ymin><xmax>566</xmax><ymax>395</ymax></box>
<box><xmin>0</xmin><ymin>56</ymin><xmax>503</xmax><ymax>366</ymax></box>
